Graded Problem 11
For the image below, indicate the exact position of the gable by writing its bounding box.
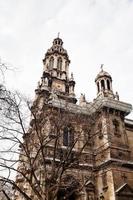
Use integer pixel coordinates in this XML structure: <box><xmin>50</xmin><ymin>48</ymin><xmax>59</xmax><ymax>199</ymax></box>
<box><xmin>116</xmin><ymin>183</ymin><xmax>133</xmax><ymax>196</ymax></box>
<box><xmin>85</xmin><ymin>181</ymin><xmax>95</xmax><ymax>191</ymax></box>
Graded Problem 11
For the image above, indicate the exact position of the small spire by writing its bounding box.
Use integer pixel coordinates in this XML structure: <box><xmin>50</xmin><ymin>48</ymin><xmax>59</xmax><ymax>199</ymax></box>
<box><xmin>101</xmin><ymin>64</ymin><xmax>104</xmax><ymax>71</ymax></box>
<box><xmin>70</xmin><ymin>72</ymin><xmax>74</xmax><ymax>81</ymax></box>
<box><xmin>79</xmin><ymin>93</ymin><xmax>86</xmax><ymax>106</ymax></box>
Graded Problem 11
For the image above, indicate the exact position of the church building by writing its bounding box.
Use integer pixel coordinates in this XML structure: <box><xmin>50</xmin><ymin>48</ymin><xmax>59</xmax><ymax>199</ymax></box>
<box><xmin>14</xmin><ymin>37</ymin><xmax>133</xmax><ymax>200</ymax></box>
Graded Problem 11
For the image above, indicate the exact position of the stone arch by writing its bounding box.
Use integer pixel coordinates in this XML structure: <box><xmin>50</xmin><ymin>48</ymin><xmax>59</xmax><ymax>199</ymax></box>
<box><xmin>85</xmin><ymin>181</ymin><xmax>95</xmax><ymax>200</ymax></box>
<box><xmin>57</xmin><ymin>175</ymin><xmax>80</xmax><ymax>200</ymax></box>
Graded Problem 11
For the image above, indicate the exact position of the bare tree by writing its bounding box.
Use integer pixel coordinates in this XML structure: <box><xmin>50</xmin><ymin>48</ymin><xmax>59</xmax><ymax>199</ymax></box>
<box><xmin>0</xmin><ymin>58</ymin><xmax>107</xmax><ymax>200</ymax></box>
<box><xmin>0</xmin><ymin>86</ymin><xmax>98</xmax><ymax>200</ymax></box>
<box><xmin>0</xmin><ymin>181</ymin><xmax>13</xmax><ymax>200</ymax></box>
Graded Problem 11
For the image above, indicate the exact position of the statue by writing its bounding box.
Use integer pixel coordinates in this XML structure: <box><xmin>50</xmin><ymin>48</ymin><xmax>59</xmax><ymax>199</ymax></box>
<box><xmin>115</xmin><ymin>91</ymin><xmax>119</xmax><ymax>100</ymax></box>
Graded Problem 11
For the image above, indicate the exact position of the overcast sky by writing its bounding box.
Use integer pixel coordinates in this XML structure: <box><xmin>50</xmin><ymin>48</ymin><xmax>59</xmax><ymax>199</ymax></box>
<box><xmin>0</xmin><ymin>0</ymin><xmax>133</xmax><ymax>117</ymax></box>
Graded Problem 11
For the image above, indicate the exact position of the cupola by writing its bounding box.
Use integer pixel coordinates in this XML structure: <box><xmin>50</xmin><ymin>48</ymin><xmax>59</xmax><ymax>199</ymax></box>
<box><xmin>95</xmin><ymin>65</ymin><xmax>114</xmax><ymax>99</ymax></box>
<box><xmin>35</xmin><ymin>36</ymin><xmax>77</xmax><ymax>104</ymax></box>
<box><xmin>53</xmin><ymin>37</ymin><xmax>63</xmax><ymax>46</ymax></box>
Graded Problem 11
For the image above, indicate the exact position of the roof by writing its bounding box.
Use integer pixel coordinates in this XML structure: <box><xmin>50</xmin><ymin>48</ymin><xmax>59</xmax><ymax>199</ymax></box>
<box><xmin>125</xmin><ymin>118</ymin><xmax>133</xmax><ymax>126</ymax></box>
<box><xmin>95</xmin><ymin>69</ymin><xmax>112</xmax><ymax>82</ymax></box>
<box><xmin>45</xmin><ymin>37</ymin><xmax>69</xmax><ymax>60</ymax></box>
<box><xmin>115</xmin><ymin>183</ymin><xmax>133</xmax><ymax>195</ymax></box>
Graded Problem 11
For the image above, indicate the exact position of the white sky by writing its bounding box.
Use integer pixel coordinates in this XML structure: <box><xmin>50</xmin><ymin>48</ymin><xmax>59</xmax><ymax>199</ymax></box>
<box><xmin>0</xmin><ymin>0</ymin><xmax>133</xmax><ymax>117</ymax></box>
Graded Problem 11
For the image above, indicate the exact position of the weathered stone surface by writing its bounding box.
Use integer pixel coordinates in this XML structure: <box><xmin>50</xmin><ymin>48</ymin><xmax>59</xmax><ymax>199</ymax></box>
<box><xmin>14</xmin><ymin>37</ymin><xmax>133</xmax><ymax>200</ymax></box>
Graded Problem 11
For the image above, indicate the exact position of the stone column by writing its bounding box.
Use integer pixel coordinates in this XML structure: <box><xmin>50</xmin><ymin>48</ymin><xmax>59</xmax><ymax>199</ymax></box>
<box><xmin>62</xmin><ymin>59</ymin><xmax>66</xmax><ymax>71</ymax></box>
<box><xmin>99</xmin><ymin>80</ymin><xmax>102</xmax><ymax>91</ymax></box>
<box><xmin>110</xmin><ymin>81</ymin><xmax>113</xmax><ymax>91</ymax></box>
<box><xmin>77</xmin><ymin>192</ymin><xmax>86</xmax><ymax>200</ymax></box>
<box><xmin>104</xmin><ymin>79</ymin><xmax>108</xmax><ymax>90</ymax></box>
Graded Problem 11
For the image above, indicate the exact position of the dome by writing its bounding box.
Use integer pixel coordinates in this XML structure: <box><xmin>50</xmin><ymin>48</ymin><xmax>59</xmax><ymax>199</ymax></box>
<box><xmin>45</xmin><ymin>37</ymin><xmax>69</xmax><ymax>60</ymax></box>
<box><xmin>95</xmin><ymin>69</ymin><xmax>112</xmax><ymax>82</ymax></box>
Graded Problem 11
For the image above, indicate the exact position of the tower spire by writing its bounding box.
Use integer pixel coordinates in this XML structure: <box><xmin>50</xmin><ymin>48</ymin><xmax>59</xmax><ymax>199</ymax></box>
<box><xmin>37</xmin><ymin>36</ymin><xmax>77</xmax><ymax>104</ymax></box>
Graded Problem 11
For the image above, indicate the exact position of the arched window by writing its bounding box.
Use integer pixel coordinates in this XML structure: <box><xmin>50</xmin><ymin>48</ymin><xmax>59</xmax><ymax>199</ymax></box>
<box><xmin>49</xmin><ymin>57</ymin><xmax>54</xmax><ymax>70</ymax></box>
<box><xmin>63</xmin><ymin>127</ymin><xmax>74</xmax><ymax>147</ymax></box>
<box><xmin>98</xmin><ymin>123</ymin><xmax>103</xmax><ymax>139</ymax></box>
<box><xmin>57</xmin><ymin>57</ymin><xmax>62</xmax><ymax>71</ymax></box>
<box><xmin>101</xmin><ymin>80</ymin><xmax>105</xmax><ymax>90</ymax></box>
<box><xmin>113</xmin><ymin>119</ymin><xmax>120</xmax><ymax>136</ymax></box>
<box><xmin>107</xmin><ymin>79</ymin><xmax>110</xmax><ymax>90</ymax></box>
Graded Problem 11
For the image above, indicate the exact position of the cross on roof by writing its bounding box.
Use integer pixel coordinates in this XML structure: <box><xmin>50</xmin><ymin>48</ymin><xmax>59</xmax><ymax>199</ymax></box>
<box><xmin>101</xmin><ymin>64</ymin><xmax>104</xmax><ymax>71</ymax></box>
<box><xmin>57</xmin><ymin>32</ymin><xmax>60</xmax><ymax>38</ymax></box>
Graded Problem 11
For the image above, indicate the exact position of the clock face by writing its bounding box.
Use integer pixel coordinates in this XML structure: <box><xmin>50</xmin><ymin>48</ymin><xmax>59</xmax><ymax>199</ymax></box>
<box><xmin>52</xmin><ymin>80</ymin><xmax>66</xmax><ymax>93</ymax></box>
<box><xmin>56</xmin><ymin>84</ymin><xmax>62</xmax><ymax>92</ymax></box>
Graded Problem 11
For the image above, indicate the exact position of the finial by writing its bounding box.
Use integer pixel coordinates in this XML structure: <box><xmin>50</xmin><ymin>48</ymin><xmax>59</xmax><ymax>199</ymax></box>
<box><xmin>70</xmin><ymin>72</ymin><xmax>74</xmax><ymax>81</ymax></box>
<box><xmin>101</xmin><ymin>64</ymin><xmax>104</xmax><ymax>71</ymax></box>
<box><xmin>37</xmin><ymin>81</ymin><xmax>40</xmax><ymax>89</ymax></box>
<box><xmin>57</xmin><ymin>32</ymin><xmax>60</xmax><ymax>38</ymax></box>
<box><xmin>115</xmin><ymin>91</ymin><xmax>119</xmax><ymax>100</ymax></box>
<box><xmin>79</xmin><ymin>93</ymin><xmax>86</xmax><ymax>105</ymax></box>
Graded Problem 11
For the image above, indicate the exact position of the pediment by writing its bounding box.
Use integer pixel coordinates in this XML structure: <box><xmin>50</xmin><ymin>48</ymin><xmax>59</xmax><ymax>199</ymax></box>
<box><xmin>116</xmin><ymin>183</ymin><xmax>133</xmax><ymax>196</ymax></box>
<box><xmin>85</xmin><ymin>181</ymin><xmax>95</xmax><ymax>191</ymax></box>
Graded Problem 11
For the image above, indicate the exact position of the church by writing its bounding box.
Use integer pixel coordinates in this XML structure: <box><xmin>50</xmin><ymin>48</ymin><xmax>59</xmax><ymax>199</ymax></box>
<box><xmin>14</xmin><ymin>37</ymin><xmax>133</xmax><ymax>200</ymax></box>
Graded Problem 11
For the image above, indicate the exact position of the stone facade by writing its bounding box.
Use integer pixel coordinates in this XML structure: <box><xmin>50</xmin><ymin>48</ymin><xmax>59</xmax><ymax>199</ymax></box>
<box><xmin>14</xmin><ymin>37</ymin><xmax>133</xmax><ymax>200</ymax></box>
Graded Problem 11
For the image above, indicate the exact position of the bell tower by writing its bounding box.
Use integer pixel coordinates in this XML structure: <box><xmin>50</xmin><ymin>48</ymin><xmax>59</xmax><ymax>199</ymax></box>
<box><xmin>95</xmin><ymin>65</ymin><xmax>114</xmax><ymax>99</ymax></box>
<box><xmin>36</xmin><ymin>36</ymin><xmax>77</xmax><ymax>103</ymax></box>
<box><xmin>14</xmin><ymin>37</ymin><xmax>133</xmax><ymax>200</ymax></box>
